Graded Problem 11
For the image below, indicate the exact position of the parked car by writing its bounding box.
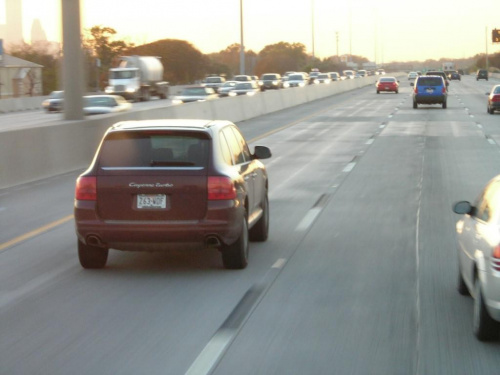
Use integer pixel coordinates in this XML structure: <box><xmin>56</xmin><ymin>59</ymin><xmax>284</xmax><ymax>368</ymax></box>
<box><xmin>202</xmin><ymin>76</ymin><xmax>226</xmax><ymax>91</ymax></box>
<box><xmin>42</xmin><ymin>90</ymin><xmax>64</xmax><ymax>113</ymax></box>
<box><xmin>487</xmin><ymin>84</ymin><xmax>500</xmax><ymax>114</ymax></box>
<box><xmin>376</xmin><ymin>77</ymin><xmax>399</xmax><ymax>94</ymax></box>
<box><xmin>477</xmin><ymin>69</ymin><xmax>489</xmax><ymax>81</ymax></box>
<box><xmin>74</xmin><ymin>119</ymin><xmax>272</xmax><ymax>270</ymax></box>
<box><xmin>229</xmin><ymin>81</ymin><xmax>260</xmax><ymax>96</ymax></box>
<box><xmin>260</xmin><ymin>73</ymin><xmax>282</xmax><ymax>90</ymax></box>
<box><xmin>171</xmin><ymin>86</ymin><xmax>218</xmax><ymax>104</ymax></box>
<box><xmin>83</xmin><ymin>95</ymin><xmax>131</xmax><ymax>115</ymax></box>
<box><xmin>412</xmin><ymin>75</ymin><xmax>447</xmax><ymax>109</ymax></box>
<box><xmin>452</xmin><ymin>174</ymin><xmax>500</xmax><ymax>340</ymax></box>
<box><xmin>217</xmin><ymin>81</ymin><xmax>238</xmax><ymax>97</ymax></box>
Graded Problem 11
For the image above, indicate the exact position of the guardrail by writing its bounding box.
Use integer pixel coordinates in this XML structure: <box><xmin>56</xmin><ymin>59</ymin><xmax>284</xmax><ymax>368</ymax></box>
<box><xmin>1</xmin><ymin>75</ymin><xmax>398</xmax><ymax>189</ymax></box>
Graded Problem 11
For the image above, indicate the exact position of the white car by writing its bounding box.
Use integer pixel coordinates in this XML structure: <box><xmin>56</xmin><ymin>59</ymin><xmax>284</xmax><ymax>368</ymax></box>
<box><xmin>83</xmin><ymin>95</ymin><xmax>131</xmax><ymax>116</ymax></box>
<box><xmin>408</xmin><ymin>71</ymin><xmax>419</xmax><ymax>80</ymax></box>
<box><xmin>453</xmin><ymin>174</ymin><xmax>500</xmax><ymax>341</ymax></box>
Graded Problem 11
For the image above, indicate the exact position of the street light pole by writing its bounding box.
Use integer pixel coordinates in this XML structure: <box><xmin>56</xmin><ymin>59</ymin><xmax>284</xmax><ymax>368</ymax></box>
<box><xmin>311</xmin><ymin>0</ymin><xmax>315</xmax><ymax>59</ymax></box>
<box><xmin>239</xmin><ymin>0</ymin><xmax>245</xmax><ymax>75</ymax></box>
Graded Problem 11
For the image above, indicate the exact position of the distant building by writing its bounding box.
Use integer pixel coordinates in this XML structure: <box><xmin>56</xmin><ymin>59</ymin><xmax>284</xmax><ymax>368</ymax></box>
<box><xmin>31</xmin><ymin>19</ymin><xmax>47</xmax><ymax>43</ymax></box>
<box><xmin>0</xmin><ymin>0</ymin><xmax>24</xmax><ymax>47</ymax></box>
<box><xmin>0</xmin><ymin>54</ymin><xmax>43</xmax><ymax>98</ymax></box>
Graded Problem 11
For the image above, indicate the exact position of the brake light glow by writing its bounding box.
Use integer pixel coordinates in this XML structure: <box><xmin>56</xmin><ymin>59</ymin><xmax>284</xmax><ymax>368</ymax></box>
<box><xmin>492</xmin><ymin>245</ymin><xmax>500</xmax><ymax>271</ymax></box>
<box><xmin>208</xmin><ymin>176</ymin><xmax>237</xmax><ymax>200</ymax></box>
<box><xmin>442</xmin><ymin>87</ymin><xmax>446</xmax><ymax>94</ymax></box>
<box><xmin>75</xmin><ymin>176</ymin><xmax>97</xmax><ymax>201</ymax></box>
<box><xmin>492</xmin><ymin>95</ymin><xmax>500</xmax><ymax>103</ymax></box>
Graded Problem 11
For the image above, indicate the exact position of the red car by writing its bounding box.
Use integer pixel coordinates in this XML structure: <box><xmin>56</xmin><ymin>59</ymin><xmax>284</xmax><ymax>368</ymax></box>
<box><xmin>74</xmin><ymin>119</ymin><xmax>272</xmax><ymax>270</ymax></box>
<box><xmin>376</xmin><ymin>77</ymin><xmax>399</xmax><ymax>94</ymax></box>
<box><xmin>487</xmin><ymin>84</ymin><xmax>500</xmax><ymax>114</ymax></box>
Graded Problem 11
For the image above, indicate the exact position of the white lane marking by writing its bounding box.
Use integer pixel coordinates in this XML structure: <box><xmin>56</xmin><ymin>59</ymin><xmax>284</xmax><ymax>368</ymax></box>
<box><xmin>470</xmin><ymin>115</ymin><xmax>474</xmax><ymax>118</ymax></box>
<box><xmin>388</xmin><ymin>115</ymin><xmax>393</xmax><ymax>118</ymax></box>
<box><xmin>488</xmin><ymin>139</ymin><xmax>496</xmax><ymax>145</ymax></box>
<box><xmin>366</xmin><ymin>139</ymin><xmax>374</xmax><ymax>145</ymax></box>
<box><xmin>272</xmin><ymin>258</ymin><xmax>287</xmax><ymax>269</ymax></box>
<box><xmin>379</xmin><ymin>124</ymin><xmax>386</xmax><ymax>129</ymax></box>
<box><xmin>295</xmin><ymin>207</ymin><xmax>322</xmax><ymax>231</ymax></box>
<box><xmin>477</xmin><ymin>124</ymin><xmax>483</xmax><ymax>129</ymax></box>
<box><xmin>0</xmin><ymin>207</ymin><xmax>6</xmax><ymax>212</ymax></box>
<box><xmin>185</xmin><ymin>329</ymin><xmax>234</xmax><ymax>375</ymax></box>
<box><xmin>343</xmin><ymin>162</ymin><xmax>356</xmax><ymax>172</ymax></box>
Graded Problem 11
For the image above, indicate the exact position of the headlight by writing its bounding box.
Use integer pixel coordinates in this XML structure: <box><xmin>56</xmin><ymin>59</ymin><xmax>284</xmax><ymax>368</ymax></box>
<box><xmin>229</xmin><ymin>92</ymin><xmax>237</xmax><ymax>97</ymax></box>
<box><xmin>172</xmin><ymin>99</ymin><xmax>183</xmax><ymax>105</ymax></box>
<box><xmin>272</xmin><ymin>80</ymin><xmax>278</xmax><ymax>85</ymax></box>
<box><xmin>298</xmin><ymin>82</ymin><xmax>305</xmax><ymax>87</ymax></box>
<box><xmin>126</xmin><ymin>88</ymin><xmax>136</xmax><ymax>93</ymax></box>
<box><xmin>246</xmin><ymin>91</ymin><xmax>256</xmax><ymax>96</ymax></box>
<box><xmin>105</xmin><ymin>86</ymin><xmax>113</xmax><ymax>93</ymax></box>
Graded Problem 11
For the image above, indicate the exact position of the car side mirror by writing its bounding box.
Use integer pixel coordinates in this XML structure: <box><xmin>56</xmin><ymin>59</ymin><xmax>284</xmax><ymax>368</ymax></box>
<box><xmin>452</xmin><ymin>201</ymin><xmax>473</xmax><ymax>215</ymax></box>
<box><xmin>253</xmin><ymin>146</ymin><xmax>272</xmax><ymax>160</ymax></box>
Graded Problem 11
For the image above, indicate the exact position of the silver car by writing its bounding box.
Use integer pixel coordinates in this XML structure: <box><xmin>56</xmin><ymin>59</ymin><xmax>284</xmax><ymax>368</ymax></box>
<box><xmin>453</xmin><ymin>174</ymin><xmax>500</xmax><ymax>340</ymax></box>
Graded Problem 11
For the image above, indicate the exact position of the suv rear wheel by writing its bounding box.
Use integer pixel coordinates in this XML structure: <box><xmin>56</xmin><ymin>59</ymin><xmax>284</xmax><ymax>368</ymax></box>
<box><xmin>78</xmin><ymin>240</ymin><xmax>108</xmax><ymax>269</ymax></box>
<box><xmin>442</xmin><ymin>101</ymin><xmax>447</xmax><ymax>109</ymax></box>
<box><xmin>222</xmin><ymin>215</ymin><xmax>249</xmax><ymax>269</ymax></box>
<box><xmin>249</xmin><ymin>195</ymin><xmax>269</xmax><ymax>241</ymax></box>
<box><xmin>473</xmin><ymin>277</ymin><xmax>500</xmax><ymax>341</ymax></box>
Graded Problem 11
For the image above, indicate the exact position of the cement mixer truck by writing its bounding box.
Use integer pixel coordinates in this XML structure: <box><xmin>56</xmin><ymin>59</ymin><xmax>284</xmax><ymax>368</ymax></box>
<box><xmin>105</xmin><ymin>56</ymin><xmax>169</xmax><ymax>102</ymax></box>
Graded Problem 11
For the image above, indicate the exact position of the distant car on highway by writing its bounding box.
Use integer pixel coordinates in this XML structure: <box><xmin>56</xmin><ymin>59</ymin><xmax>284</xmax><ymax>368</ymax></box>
<box><xmin>287</xmin><ymin>73</ymin><xmax>308</xmax><ymax>87</ymax></box>
<box><xmin>343</xmin><ymin>70</ymin><xmax>355</xmax><ymax>79</ymax></box>
<box><xmin>376</xmin><ymin>77</ymin><xmax>399</xmax><ymax>94</ymax></box>
<box><xmin>217</xmin><ymin>81</ymin><xmax>237</xmax><ymax>97</ymax></box>
<box><xmin>260</xmin><ymin>73</ymin><xmax>282</xmax><ymax>90</ymax></box>
<box><xmin>449</xmin><ymin>72</ymin><xmax>461</xmax><ymax>81</ymax></box>
<box><xmin>412</xmin><ymin>75</ymin><xmax>447</xmax><ymax>109</ymax></box>
<box><xmin>42</xmin><ymin>91</ymin><xmax>64</xmax><ymax>113</ymax></box>
<box><xmin>376</xmin><ymin>69</ymin><xmax>386</xmax><ymax>75</ymax></box>
<box><xmin>426</xmin><ymin>70</ymin><xmax>449</xmax><ymax>88</ymax></box>
<box><xmin>408</xmin><ymin>72</ymin><xmax>418</xmax><ymax>80</ymax></box>
<box><xmin>487</xmin><ymin>84</ymin><xmax>500</xmax><ymax>114</ymax></box>
<box><xmin>202</xmin><ymin>76</ymin><xmax>225</xmax><ymax>91</ymax></box>
<box><xmin>83</xmin><ymin>95</ymin><xmax>131</xmax><ymax>116</ymax></box>
<box><xmin>74</xmin><ymin>119</ymin><xmax>272</xmax><ymax>270</ymax></box>
<box><xmin>452</xmin><ymin>174</ymin><xmax>500</xmax><ymax>340</ymax></box>
<box><xmin>328</xmin><ymin>72</ymin><xmax>340</xmax><ymax>81</ymax></box>
<box><xmin>234</xmin><ymin>75</ymin><xmax>253</xmax><ymax>82</ymax></box>
<box><xmin>316</xmin><ymin>73</ymin><xmax>331</xmax><ymax>84</ymax></box>
<box><xmin>229</xmin><ymin>81</ymin><xmax>260</xmax><ymax>96</ymax></box>
<box><xmin>477</xmin><ymin>69</ymin><xmax>489</xmax><ymax>81</ymax></box>
<box><xmin>172</xmin><ymin>86</ymin><xmax>218</xmax><ymax>104</ymax></box>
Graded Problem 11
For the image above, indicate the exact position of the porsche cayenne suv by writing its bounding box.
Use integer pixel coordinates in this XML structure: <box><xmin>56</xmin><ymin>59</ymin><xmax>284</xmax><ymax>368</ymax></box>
<box><xmin>74</xmin><ymin>119</ymin><xmax>272</xmax><ymax>270</ymax></box>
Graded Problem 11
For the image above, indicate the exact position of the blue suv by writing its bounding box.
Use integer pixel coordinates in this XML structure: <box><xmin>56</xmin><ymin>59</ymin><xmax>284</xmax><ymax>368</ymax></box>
<box><xmin>412</xmin><ymin>75</ymin><xmax>447</xmax><ymax>109</ymax></box>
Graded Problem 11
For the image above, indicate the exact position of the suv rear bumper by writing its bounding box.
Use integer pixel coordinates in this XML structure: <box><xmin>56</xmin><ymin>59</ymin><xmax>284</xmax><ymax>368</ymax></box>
<box><xmin>75</xmin><ymin>199</ymin><xmax>243</xmax><ymax>251</ymax></box>
<box><xmin>414</xmin><ymin>94</ymin><xmax>446</xmax><ymax>104</ymax></box>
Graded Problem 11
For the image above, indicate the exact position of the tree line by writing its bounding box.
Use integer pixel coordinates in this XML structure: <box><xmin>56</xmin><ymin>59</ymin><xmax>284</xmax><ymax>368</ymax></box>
<box><xmin>6</xmin><ymin>25</ymin><xmax>500</xmax><ymax>95</ymax></box>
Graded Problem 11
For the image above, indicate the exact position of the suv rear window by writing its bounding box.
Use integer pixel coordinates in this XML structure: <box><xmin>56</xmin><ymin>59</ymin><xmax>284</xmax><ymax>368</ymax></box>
<box><xmin>98</xmin><ymin>131</ymin><xmax>210</xmax><ymax>168</ymax></box>
<box><xmin>417</xmin><ymin>77</ymin><xmax>443</xmax><ymax>86</ymax></box>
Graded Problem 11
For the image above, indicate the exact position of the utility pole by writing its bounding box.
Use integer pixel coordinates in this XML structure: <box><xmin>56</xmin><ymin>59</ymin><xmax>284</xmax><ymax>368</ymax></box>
<box><xmin>239</xmin><ymin>0</ymin><xmax>245</xmax><ymax>75</ymax></box>
<box><xmin>336</xmin><ymin>31</ymin><xmax>339</xmax><ymax>58</ymax></box>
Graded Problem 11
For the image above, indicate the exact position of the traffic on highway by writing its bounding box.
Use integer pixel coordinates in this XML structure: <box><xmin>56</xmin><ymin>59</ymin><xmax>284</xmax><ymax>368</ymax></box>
<box><xmin>2</xmin><ymin>74</ymin><xmax>500</xmax><ymax>374</ymax></box>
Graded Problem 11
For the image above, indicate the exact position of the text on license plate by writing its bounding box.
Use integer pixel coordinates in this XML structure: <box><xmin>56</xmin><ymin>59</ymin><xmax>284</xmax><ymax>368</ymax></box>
<box><xmin>137</xmin><ymin>194</ymin><xmax>167</xmax><ymax>209</ymax></box>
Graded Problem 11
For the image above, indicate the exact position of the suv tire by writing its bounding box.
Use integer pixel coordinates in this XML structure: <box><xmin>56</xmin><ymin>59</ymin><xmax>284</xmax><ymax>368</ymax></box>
<box><xmin>78</xmin><ymin>240</ymin><xmax>108</xmax><ymax>269</ymax></box>
<box><xmin>249</xmin><ymin>195</ymin><xmax>269</xmax><ymax>242</ymax></box>
<box><xmin>222</xmin><ymin>215</ymin><xmax>249</xmax><ymax>269</ymax></box>
<box><xmin>442</xmin><ymin>101</ymin><xmax>447</xmax><ymax>109</ymax></box>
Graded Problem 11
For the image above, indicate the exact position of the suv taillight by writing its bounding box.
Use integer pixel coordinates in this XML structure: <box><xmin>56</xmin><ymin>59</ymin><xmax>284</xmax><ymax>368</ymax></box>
<box><xmin>442</xmin><ymin>87</ymin><xmax>447</xmax><ymax>94</ymax></box>
<box><xmin>75</xmin><ymin>176</ymin><xmax>97</xmax><ymax>201</ymax></box>
<box><xmin>492</xmin><ymin>95</ymin><xmax>500</xmax><ymax>103</ymax></box>
<box><xmin>208</xmin><ymin>176</ymin><xmax>237</xmax><ymax>200</ymax></box>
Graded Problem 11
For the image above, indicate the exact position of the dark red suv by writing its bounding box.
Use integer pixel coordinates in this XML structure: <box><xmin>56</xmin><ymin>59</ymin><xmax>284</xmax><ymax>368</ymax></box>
<box><xmin>74</xmin><ymin>119</ymin><xmax>271</xmax><ymax>269</ymax></box>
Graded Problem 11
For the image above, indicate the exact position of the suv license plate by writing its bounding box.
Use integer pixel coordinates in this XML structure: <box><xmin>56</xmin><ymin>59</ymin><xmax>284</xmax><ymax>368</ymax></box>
<box><xmin>137</xmin><ymin>194</ymin><xmax>167</xmax><ymax>209</ymax></box>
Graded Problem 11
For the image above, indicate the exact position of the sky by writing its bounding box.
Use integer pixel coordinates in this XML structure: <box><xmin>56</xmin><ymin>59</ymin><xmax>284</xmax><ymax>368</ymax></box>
<box><xmin>12</xmin><ymin>0</ymin><xmax>500</xmax><ymax>63</ymax></box>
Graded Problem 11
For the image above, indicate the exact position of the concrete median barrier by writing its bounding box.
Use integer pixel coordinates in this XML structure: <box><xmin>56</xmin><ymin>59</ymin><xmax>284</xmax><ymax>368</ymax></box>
<box><xmin>1</xmin><ymin>75</ymin><xmax>390</xmax><ymax>189</ymax></box>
